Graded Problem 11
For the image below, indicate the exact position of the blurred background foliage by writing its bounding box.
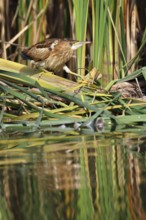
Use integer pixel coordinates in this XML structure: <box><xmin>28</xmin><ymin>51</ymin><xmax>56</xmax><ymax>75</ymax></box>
<box><xmin>1</xmin><ymin>0</ymin><xmax>146</xmax><ymax>85</ymax></box>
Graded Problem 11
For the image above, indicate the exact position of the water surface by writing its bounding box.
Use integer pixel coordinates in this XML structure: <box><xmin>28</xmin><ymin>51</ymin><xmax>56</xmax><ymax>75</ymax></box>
<box><xmin>0</xmin><ymin>132</ymin><xmax>146</xmax><ymax>220</ymax></box>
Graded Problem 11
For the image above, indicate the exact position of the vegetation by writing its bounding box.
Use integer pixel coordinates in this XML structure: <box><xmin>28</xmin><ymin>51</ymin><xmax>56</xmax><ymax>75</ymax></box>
<box><xmin>0</xmin><ymin>3</ymin><xmax>146</xmax><ymax>219</ymax></box>
<box><xmin>1</xmin><ymin>0</ymin><xmax>146</xmax><ymax>133</ymax></box>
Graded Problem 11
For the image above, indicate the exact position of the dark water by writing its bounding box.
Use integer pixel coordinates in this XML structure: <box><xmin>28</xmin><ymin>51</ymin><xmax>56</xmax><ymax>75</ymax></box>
<box><xmin>0</xmin><ymin>132</ymin><xmax>146</xmax><ymax>220</ymax></box>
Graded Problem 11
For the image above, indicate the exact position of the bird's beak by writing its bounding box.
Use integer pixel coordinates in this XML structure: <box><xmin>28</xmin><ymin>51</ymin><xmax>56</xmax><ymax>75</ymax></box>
<box><xmin>71</xmin><ymin>41</ymin><xmax>91</xmax><ymax>50</ymax></box>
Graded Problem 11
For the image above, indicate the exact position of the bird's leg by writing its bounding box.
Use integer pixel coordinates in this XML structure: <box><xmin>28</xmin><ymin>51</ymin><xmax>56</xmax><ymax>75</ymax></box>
<box><xmin>63</xmin><ymin>65</ymin><xmax>83</xmax><ymax>79</ymax></box>
<box><xmin>38</xmin><ymin>67</ymin><xmax>49</xmax><ymax>73</ymax></box>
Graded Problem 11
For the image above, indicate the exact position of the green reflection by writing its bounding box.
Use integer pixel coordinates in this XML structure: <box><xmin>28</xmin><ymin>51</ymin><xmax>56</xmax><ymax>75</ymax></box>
<box><xmin>0</xmin><ymin>134</ymin><xmax>146</xmax><ymax>220</ymax></box>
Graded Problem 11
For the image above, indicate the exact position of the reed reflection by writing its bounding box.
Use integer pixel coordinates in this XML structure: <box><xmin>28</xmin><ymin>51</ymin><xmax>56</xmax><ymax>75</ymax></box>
<box><xmin>0</xmin><ymin>135</ymin><xmax>146</xmax><ymax>220</ymax></box>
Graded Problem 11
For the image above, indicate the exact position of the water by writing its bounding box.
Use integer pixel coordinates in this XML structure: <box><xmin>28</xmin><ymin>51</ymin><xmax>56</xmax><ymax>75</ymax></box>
<box><xmin>0</xmin><ymin>132</ymin><xmax>146</xmax><ymax>220</ymax></box>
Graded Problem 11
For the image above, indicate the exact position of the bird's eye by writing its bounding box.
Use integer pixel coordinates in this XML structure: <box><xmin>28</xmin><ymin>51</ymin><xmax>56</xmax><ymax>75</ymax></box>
<box><xmin>70</xmin><ymin>41</ymin><xmax>76</xmax><ymax>47</ymax></box>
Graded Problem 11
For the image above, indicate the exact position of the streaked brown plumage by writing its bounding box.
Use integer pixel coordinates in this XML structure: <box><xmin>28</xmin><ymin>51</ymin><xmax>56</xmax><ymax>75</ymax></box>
<box><xmin>21</xmin><ymin>38</ymin><xmax>90</xmax><ymax>73</ymax></box>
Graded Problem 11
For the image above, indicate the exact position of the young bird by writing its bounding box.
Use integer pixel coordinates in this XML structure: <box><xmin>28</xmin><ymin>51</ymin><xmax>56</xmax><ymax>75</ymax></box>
<box><xmin>21</xmin><ymin>38</ymin><xmax>90</xmax><ymax>74</ymax></box>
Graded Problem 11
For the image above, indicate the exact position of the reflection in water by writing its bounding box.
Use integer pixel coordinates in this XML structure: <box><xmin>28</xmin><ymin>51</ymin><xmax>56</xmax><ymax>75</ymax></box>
<box><xmin>0</xmin><ymin>134</ymin><xmax>146</xmax><ymax>220</ymax></box>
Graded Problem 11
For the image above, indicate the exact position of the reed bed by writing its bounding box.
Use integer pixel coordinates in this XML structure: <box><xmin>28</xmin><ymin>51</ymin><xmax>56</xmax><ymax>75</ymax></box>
<box><xmin>0</xmin><ymin>58</ymin><xmax>146</xmax><ymax>133</ymax></box>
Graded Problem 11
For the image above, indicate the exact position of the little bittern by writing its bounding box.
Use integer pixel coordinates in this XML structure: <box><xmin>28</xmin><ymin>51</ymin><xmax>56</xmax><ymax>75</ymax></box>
<box><xmin>21</xmin><ymin>38</ymin><xmax>90</xmax><ymax>74</ymax></box>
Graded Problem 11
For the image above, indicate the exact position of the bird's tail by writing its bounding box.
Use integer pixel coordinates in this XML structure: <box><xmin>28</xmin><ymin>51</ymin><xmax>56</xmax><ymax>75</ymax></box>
<box><xmin>20</xmin><ymin>50</ymin><xmax>31</xmax><ymax>60</ymax></box>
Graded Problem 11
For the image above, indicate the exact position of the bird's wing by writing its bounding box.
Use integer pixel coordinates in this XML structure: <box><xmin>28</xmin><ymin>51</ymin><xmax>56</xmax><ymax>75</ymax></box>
<box><xmin>21</xmin><ymin>39</ymin><xmax>61</xmax><ymax>61</ymax></box>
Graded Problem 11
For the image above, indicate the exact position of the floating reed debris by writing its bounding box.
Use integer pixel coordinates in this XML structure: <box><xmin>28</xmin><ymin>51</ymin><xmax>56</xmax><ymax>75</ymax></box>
<box><xmin>1</xmin><ymin>58</ymin><xmax>146</xmax><ymax>134</ymax></box>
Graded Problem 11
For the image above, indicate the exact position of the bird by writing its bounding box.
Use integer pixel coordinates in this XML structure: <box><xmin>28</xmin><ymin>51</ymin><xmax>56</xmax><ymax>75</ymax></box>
<box><xmin>21</xmin><ymin>38</ymin><xmax>90</xmax><ymax>75</ymax></box>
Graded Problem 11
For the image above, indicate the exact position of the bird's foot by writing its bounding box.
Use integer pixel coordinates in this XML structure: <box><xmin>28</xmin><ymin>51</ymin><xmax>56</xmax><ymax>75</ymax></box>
<box><xmin>34</xmin><ymin>68</ymin><xmax>49</xmax><ymax>79</ymax></box>
<box><xmin>39</xmin><ymin>67</ymin><xmax>49</xmax><ymax>73</ymax></box>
